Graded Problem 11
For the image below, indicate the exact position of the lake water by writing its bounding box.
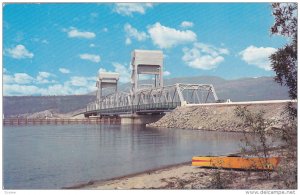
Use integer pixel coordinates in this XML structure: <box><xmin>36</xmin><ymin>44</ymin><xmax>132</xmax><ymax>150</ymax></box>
<box><xmin>3</xmin><ymin>124</ymin><xmax>253</xmax><ymax>189</ymax></box>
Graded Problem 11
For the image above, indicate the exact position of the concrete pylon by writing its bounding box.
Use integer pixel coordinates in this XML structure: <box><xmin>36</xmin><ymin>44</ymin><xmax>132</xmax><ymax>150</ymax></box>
<box><xmin>96</xmin><ymin>72</ymin><xmax>119</xmax><ymax>109</ymax></box>
<box><xmin>130</xmin><ymin>50</ymin><xmax>164</xmax><ymax>95</ymax></box>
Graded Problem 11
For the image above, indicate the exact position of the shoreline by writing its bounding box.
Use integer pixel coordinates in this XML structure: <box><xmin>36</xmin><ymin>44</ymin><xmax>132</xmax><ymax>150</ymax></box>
<box><xmin>66</xmin><ymin>146</ymin><xmax>288</xmax><ymax>190</ymax></box>
<box><xmin>63</xmin><ymin>161</ymin><xmax>191</xmax><ymax>189</ymax></box>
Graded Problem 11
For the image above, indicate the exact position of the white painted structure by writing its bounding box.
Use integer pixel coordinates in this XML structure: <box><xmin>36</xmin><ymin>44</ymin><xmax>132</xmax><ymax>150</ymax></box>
<box><xmin>130</xmin><ymin>50</ymin><xmax>164</xmax><ymax>95</ymax></box>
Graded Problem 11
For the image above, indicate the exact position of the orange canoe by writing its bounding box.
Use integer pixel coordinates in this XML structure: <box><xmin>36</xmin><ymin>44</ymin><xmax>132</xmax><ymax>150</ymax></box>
<box><xmin>192</xmin><ymin>156</ymin><xmax>280</xmax><ymax>170</ymax></box>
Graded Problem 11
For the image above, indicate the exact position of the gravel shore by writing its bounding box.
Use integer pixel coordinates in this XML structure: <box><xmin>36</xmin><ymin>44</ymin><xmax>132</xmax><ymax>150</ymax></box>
<box><xmin>148</xmin><ymin>103</ymin><xmax>289</xmax><ymax>132</ymax></box>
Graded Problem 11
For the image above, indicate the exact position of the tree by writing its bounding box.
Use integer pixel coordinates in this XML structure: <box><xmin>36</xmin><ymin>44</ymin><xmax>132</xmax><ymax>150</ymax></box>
<box><xmin>270</xmin><ymin>3</ymin><xmax>297</xmax><ymax>102</ymax></box>
<box><xmin>269</xmin><ymin>3</ymin><xmax>297</xmax><ymax>188</ymax></box>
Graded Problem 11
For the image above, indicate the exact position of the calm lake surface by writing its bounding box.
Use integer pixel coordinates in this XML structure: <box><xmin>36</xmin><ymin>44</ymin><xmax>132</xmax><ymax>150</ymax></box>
<box><xmin>4</xmin><ymin>124</ymin><xmax>253</xmax><ymax>189</ymax></box>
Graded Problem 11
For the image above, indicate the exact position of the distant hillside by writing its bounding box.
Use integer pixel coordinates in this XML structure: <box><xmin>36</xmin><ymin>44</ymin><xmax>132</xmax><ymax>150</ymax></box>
<box><xmin>3</xmin><ymin>95</ymin><xmax>95</xmax><ymax>117</ymax></box>
<box><xmin>3</xmin><ymin>76</ymin><xmax>289</xmax><ymax>117</ymax></box>
<box><xmin>118</xmin><ymin>76</ymin><xmax>289</xmax><ymax>101</ymax></box>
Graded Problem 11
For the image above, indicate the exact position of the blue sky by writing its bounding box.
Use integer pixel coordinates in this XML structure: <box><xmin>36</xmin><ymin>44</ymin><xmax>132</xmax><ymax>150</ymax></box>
<box><xmin>3</xmin><ymin>3</ymin><xmax>287</xmax><ymax>96</ymax></box>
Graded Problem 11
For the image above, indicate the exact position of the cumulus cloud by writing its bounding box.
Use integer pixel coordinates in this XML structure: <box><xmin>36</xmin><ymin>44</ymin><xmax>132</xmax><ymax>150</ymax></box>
<box><xmin>3</xmin><ymin>71</ymin><xmax>56</xmax><ymax>86</ymax></box>
<box><xmin>46</xmin><ymin>76</ymin><xmax>96</xmax><ymax>95</ymax></box>
<box><xmin>45</xmin><ymin>84</ymin><xmax>72</xmax><ymax>95</ymax></box>
<box><xmin>180</xmin><ymin>21</ymin><xmax>194</xmax><ymax>28</ymax></box>
<box><xmin>163</xmin><ymin>71</ymin><xmax>171</xmax><ymax>76</ymax></box>
<box><xmin>148</xmin><ymin>22</ymin><xmax>197</xmax><ymax>49</ymax></box>
<box><xmin>3</xmin><ymin>84</ymin><xmax>43</xmax><ymax>96</ymax></box>
<box><xmin>3</xmin><ymin>74</ymin><xmax>14</xmax><ymax>84</ymax></box>
<box><xmin>239</xmin><ymin>45</ymin><xmax>277</xmax><ymax>71</ymax></box>
<box><xmin>38</xmin><ymin>71</ymin><xmax>54</xmax><ymax>78</ymax></box>
<box><xmin>14</xmin><ymin>73</ymin><xmax>35</xmax><ymax>84</ymax></box>
<box><xmin>98</xmin><ymin>68</ymin><xmax>108</xmax><ymax>74</ymax></box>
<box><xmin>36</xmin><ymin>71</ymin><xmax>56</xmax><ymax>84</ymax></box>
<box><xmin>79</xmin><ymin>54</ymin><xmax>101</xmax><ymax>63</ymax></box>
<box><xmin>5</xmin><ymin>45</ymin><xmax>34</xmax><ymax>59</ymax></box>
<box><xmin>64</xmin><ymin>27</ymin><xmax>96</xmax><ymax>39</ymax></box>
<box><xmin>112</xmin><ymin>62</ymin><xmax>131</xmax><ymax>83</ymax></box>
<box><xmin>182</xmin><ymin>42</ymin><xmax>229</xmax><ymax>70</ymax></box>
<box><xmin>124</xmin><ymin>23</ymin><xmax>148</xmax><ymax>45</ymax></box>
<box><xmin>3</xmin><ymin>73</ymin><xmax>97</xmax><ymax>96</ymax></box>
<box><xmin>59</xmin><ymin>68</ymin><xmax>70</xmax><ymax>74</ymax></box>
<box><xmin>70</xmin><ymin>76</ymin><xmax>95</xmax><ymax>87</ymax></box>
<box><xmin>114</xmin><ymin>3</ymin><xmax>153</xmax><ymax>16</ymax></box>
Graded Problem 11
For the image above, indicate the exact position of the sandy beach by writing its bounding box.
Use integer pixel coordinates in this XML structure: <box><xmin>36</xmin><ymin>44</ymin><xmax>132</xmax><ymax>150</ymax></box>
<box><xmin>69</xmin><ymin>147</ymin><xmax>294</xmax><ymax>190</ymax></box>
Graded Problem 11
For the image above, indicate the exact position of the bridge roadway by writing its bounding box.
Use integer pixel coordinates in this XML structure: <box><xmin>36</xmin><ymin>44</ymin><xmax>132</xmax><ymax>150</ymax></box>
<box><xmin>84</xmin><ymin>102</ymin><xmax>181</xmax><ymax>117</ymax></box>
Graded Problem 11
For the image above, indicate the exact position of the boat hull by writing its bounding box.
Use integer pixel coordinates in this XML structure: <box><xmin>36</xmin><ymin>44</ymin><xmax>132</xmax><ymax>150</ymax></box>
<box><xmin>192</xmin><ymin>156</ymin><xmax>280</xmax><ymax>170</ymax></box>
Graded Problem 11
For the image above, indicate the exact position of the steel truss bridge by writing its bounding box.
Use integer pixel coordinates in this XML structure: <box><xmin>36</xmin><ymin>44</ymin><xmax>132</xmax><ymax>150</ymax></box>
<box><xmin>84</xmin><ymin>50</ymin><xmax>219</xmax><ymax>118</ymax></box>
<box><xmin>85</xmin><ymin>83</ymin><xmax>218</xmax><ymax>117</ymax></box>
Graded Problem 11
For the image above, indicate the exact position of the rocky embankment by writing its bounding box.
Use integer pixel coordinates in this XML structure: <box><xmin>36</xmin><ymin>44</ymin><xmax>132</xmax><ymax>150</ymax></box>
<box><xmin>148</xmin><ymin>103</ymin><xmax>290</xmax><ymax>132</ymax></box>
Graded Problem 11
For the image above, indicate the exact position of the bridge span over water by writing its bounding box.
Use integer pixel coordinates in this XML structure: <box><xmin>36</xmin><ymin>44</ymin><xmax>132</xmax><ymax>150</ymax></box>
<box><xmin>84</xmin><ymin>50</ymin><xmax>219</xmax><ymax>124</ymax></box>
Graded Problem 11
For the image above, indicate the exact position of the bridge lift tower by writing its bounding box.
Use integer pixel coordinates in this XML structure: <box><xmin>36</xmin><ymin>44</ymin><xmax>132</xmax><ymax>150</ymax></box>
<box><xmin>96</xmin><ymin>72</ymin><xmax>119</xmax><ymax>109</ymax></box>
<box><xmin>130</xmin><ymin>50</ymin><xmax>164</xmax><ymax>95</ymax></box>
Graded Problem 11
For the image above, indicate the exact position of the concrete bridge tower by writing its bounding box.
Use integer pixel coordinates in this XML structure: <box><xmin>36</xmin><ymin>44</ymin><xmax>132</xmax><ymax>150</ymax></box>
<box><xmin>96</xmin><ymin>72</ymin><xmax>119</xmax><ymax>109</ymax></box>
<box><xmin>130</xmin><ymin>50</ymin><xmax>164</xmax><ymax>95</ymax></box>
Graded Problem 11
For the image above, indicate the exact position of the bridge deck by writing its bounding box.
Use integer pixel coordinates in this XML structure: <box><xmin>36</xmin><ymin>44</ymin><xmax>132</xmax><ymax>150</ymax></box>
<box><xmin>84</xmin><ymin>102</ymin><xmax>181</xmax><ymax>117</ymax></box>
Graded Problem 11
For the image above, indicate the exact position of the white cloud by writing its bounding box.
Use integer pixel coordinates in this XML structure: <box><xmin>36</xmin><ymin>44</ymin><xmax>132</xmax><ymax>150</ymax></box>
<box><xmin>79</xmin><ymin>54</ymin><xmax>101</xmax><ymax>63</ymax></box>
<box><xmin>3</xmin><ymin>84</ymin><xmax>43</xmax><ymax>96</ymax></box>
<box><xmin>69</xmin><ymin>76</ymin><xmax>87</xmax><ymax>87</ymax></box>
<box><xmin>112</xmin><ymin>62</ymin><xmax>131</xmax><ymax>83</ymax></box>
<box><xmin>148</xmin><ymin>22</ymin><xmax>197</xmax><ymax>49</ymax></box>
<box><xmin>114</xmin><ymin>3</ymin><xmax>153</xmax><ymax>16</ymax></box>
<box><xmin>14</xmin><ymin>73</ymin><xmax>35</xmax><ymax>84</ymax></box>
<box><xmin>36</xmin><ymin>71</ymin><xmax>56</xmax><ymax>84</ymax></box>
<box><xmin>182</xmin><ymin>42</ymin><xmax>229</xmax><ymax>70</ymax></box>
<box><xmin>44</xmin><ymin>76</ymin><xmax>96</xmax><ymax>95</ymax></box>
<box><xmin>3</xmin><ymin>71</ymin><xmax>57</xmax><ymax>86</ymax></box>
<box><xmin>125</xmin><ymin>38</ymin><xmax>132</xmax><ymax>45</ymax></box>
<box><xmin>89</xmin><ymin>43</ymin><xmax>96</xmax><ymax>48</ymax></box>
<box><xmin>69</xmin><ymin>76</ymin><xmax>96</xmax><ymax>87</ymax></box>
<box><xmin>163</xmin><ymin>71</ymin><xmax>171</xmax><ymax>76</ymax></box>
<box><xmin>180</xmin><ymin>21</ymin><xmax>194</xmax><ymax>28</ymax></box>
<box><xmin>124</xmin><ymin>23</ymin><xmax>148</xmax><ymax>45</ymax></box>
<box><xmin>3</xmin><ymin>73</ymin><xmax>97</xmax><ymax>96</ymax></box>
<box><xmin>3</xmin><ymin>74</ymin><xmax>14</xmax><ymax>84</ymax></box>
<box><xmin>45</xmin><ymin>84</ymin><xmax>72</xmax><ymax>95</ymax></box>
<box><xmin>98</xmin><ymin>68</ymin><xmax>108</xmax><ymax>74</ymax></box>
<box><xmin>65</xmin><ymin>27</ymin><xmax>96</xmax><ymax>39</ymax></box>
<box><xmin>59</xmin><ymin>68</ymin><xmax>70</xmax><ymax>74</ymax></box>
<box><xmin>5</xmin><ymin>45</ymin><xmax>34</xmax><ymax>59</ymax></box>
<box><xmin>239</xmin><ymin>45</ymin><xmax>277</xmax><ymax>71</ymax></box>
<box><xmin>38</xmin><ymin>71</ymin><xmax>54</xmax><ymax>78</ymax></box>
<box><xmin>124</xmin><ymin>23</ymin><xmax>148</xmax><ymax>41</ymax></box>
